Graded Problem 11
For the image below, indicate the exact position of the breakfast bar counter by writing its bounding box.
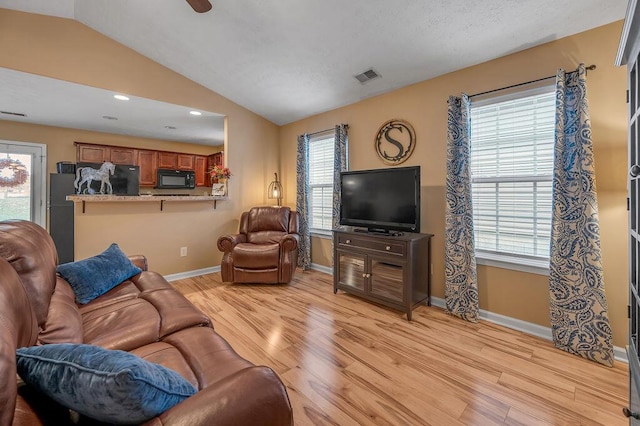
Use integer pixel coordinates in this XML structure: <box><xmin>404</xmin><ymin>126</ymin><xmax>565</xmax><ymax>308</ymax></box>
<box><xmin>67</xmin><ymin>194</ymin><xmax>228</xmax><ymax>212</ymax></box>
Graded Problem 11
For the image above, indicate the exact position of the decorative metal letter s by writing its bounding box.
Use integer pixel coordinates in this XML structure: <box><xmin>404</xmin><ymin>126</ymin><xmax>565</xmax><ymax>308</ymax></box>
<box><xmin>375</xmin><ymin>119</ymin><xmax>416</xmax><ymax>165</ymax></box>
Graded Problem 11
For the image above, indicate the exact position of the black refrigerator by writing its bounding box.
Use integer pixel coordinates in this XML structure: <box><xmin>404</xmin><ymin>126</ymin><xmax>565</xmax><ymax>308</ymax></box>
<box><xmin>49</xmin><ymin>173</ymin><xmax>75</xmax><ymax>264</ymax></box>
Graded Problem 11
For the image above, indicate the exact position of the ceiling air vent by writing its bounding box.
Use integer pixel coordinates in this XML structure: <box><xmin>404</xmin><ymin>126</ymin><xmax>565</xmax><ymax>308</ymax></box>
<box><xmin>0</xmin><ymin>111</ymin><xmax>26</xmax><ymax>117</ymax></box>
<box><xmin>354</xmin><ymin>68</ymin><xmax>381</xmax><ymax>84</ymax></box>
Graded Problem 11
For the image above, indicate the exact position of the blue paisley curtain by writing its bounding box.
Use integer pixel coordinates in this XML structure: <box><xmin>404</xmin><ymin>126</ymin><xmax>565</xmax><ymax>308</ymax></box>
<box><xmin>549</xmin><ymin>64</ymin><xmax>613</xmax><ymax>367</ymax></box>
<box><xmin>296</xmin><ymin>134</ymin><xmax>311</xmax><ymax>270</ymax></box>
<box><xmin>332</xmin><ymin>124</ymin><xmax>349</xmax><ymax>229</ymax></box>
<box><xmin>445</xmin><ymin>94</ymin><xmax>479</xmax><ymax>322</ymax></box>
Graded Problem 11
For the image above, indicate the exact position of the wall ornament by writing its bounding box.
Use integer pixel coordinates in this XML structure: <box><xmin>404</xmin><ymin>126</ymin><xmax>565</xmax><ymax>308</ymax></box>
<box><xmin>0</xmin><ymin>158</ymin><xmax>28</xmax><ymax>188</ymax></box>
<box><xmin>375</xmin><ymin>119</ymin><xmax>416</xmax><ymax>165</ymax></box>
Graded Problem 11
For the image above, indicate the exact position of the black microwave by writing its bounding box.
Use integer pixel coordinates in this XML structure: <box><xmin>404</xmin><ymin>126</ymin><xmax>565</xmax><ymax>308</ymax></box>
<box><xmin>156</xmin><ymin>169</ymin><xmax>196</xmax><ymax>189</ymax></box>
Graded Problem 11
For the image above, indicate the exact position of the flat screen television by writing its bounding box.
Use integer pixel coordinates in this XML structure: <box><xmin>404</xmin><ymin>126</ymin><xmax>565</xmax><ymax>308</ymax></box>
<box><xmin>340</xmin><ymin>166</ymin><xmax>420</xmax><ymax>233</ymax></box>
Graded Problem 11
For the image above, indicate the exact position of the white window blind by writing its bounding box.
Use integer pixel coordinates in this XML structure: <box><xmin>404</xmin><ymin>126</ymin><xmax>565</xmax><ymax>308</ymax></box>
<box><xmin>470</xmin><ymin>88</ymin><xmax>555</xmax><ymax>264</ymax></box>
<box><xmin>308</xmin><ymin>134</ymin><xmax>334</xmax><ymax>231</ymax></box>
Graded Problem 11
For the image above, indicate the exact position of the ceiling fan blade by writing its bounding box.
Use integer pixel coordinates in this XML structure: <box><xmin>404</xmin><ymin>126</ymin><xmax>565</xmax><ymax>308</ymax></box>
<box><xmin>186</xmin><ymin>0</ymin><xmax>212</xmax><ymax>13</ymax></box>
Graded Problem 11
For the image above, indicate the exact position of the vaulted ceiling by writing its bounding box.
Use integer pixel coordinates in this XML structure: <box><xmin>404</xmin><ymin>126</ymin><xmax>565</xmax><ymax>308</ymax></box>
<box><xmin>0</xmin><ymin>0</ymin><xmax>628</xmax><ymax>126</ymax></box>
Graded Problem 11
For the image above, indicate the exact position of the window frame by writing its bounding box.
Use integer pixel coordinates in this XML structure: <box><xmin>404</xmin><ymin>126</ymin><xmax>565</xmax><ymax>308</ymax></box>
<box><xmin>469</xmin><ymin>85</ymin><xmax>554</xmax><ymax>276</ymax></box>
<box><xmin>307</xmin><ymin>131</ymin><xmax>335</xmax><ymax>236</ymax></box>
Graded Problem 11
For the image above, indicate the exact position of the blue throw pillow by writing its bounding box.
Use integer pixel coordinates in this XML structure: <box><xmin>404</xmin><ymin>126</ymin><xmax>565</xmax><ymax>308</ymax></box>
<box><xmin>16</xmin><ymin>344</ymin><xmax>197</xmax><ymax>424</ymax></box>
<box><xmin>57</xmin><ymin>243</ymin><xmax>142</xmax><ymax>304</ymax></box>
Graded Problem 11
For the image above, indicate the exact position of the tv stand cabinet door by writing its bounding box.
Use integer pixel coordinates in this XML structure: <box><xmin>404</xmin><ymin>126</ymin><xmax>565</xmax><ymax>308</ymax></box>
<box><xmin>369</xmin><ymin>257</ymin><xmax>405</xmax><ymax>304</ymax></box>
<box><xmin>334</xmin><ymin>251</ymin><xmax>366</xmax><ymax>294</ymax></box>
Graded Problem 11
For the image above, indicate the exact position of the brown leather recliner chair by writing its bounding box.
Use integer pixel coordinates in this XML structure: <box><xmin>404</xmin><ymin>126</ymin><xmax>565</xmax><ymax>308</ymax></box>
<box><xmin>218</xmin><ymin>207</ymin><xmax>299</xmax><ymax>283</ymax></box>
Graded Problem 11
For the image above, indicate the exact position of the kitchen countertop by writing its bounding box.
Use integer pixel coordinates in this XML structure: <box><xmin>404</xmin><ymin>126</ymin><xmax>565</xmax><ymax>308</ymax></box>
<box><xmin>67</xmin><ymin>194</ymin><xmax>226</xmax><ymax>202</ymax></box>
<box><xmin>66</xmin><ymin>194</ymin><xmax>228</xmax><ymax>212</ymax></box>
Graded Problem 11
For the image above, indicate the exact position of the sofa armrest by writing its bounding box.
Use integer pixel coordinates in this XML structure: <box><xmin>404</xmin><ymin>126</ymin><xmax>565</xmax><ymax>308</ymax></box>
<box><xmin>280</xmin><ymin>234</ymin><xmax>299</xmax><ymax>252</ymax></box>
<box><xmin>144</xmin><ymin>366</ymin><xmax>292</xmax><ymax>426</ymax></box>
<box><xmin>217</xmin><ymin>234</ymin><xmax>247</xmax><ymax>252</ymax></box>
<box><xmin>128</xmin><ymin>255</ymin><xmax>148</xmax><ymax>271</ymax></box>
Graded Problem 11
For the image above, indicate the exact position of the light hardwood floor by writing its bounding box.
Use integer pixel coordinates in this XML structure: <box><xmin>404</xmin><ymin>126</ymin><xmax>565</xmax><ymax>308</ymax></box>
<box><xmin>172</xmin><ymin>269</ymin><xmax>629</xmax><ymax>426</ymax></box>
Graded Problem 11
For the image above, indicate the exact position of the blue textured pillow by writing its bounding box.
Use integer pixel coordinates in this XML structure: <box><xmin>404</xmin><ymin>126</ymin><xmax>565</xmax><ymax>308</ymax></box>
<box><xmin>16</xmin><ymin>344</ymin><xmax>197</xmax><ymax>424</ymax></box>
<box><xmin>57</xmin><ymin>243</ymin><xmax>142</xmax><ymax>304</ymax></box>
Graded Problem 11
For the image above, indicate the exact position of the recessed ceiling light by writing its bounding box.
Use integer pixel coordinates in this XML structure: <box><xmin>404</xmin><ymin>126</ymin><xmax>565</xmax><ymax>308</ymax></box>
<box><xmin>102</xmin><ymin>115</ymin><xmax>118</xmax><ymax>120</ymax></box>
<box><xmin>189</xmin><ymin>111</ymin><xmax>202</xmax><ymax>116</ymax></box>
<box><xmin>114</xmin><ymin>94</ymin><xmax>130</xmax><ymax>101</ymax></box>
<box><xmin>164</xmin><ymin>125</ymin><xmax>177</xmax><ymax>130</ymax></box>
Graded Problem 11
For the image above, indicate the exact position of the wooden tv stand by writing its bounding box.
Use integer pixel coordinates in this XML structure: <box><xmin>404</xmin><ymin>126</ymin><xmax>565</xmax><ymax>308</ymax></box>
<box><xmin>332</xmin><ymin>227</ymin><xmax>432</xmax><ymax>320</ymax></box>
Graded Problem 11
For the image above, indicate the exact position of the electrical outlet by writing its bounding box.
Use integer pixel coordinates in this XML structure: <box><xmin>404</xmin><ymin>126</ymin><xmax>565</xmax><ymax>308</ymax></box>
<box><xmin>180</xmin><ymin>247</ymin><xmax>187</xmax><ymax>257</ymax></box>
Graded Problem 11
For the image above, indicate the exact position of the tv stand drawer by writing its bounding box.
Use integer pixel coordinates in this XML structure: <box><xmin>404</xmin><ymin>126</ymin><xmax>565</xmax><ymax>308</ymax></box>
<box><xmin>337</xmin><ymin>234</ymin><xmax>404</xmax><ymax>255</ymax></box>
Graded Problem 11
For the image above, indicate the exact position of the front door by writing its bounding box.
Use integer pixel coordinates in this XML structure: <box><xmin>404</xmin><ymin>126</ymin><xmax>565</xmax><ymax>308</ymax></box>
<box><xmin>0</xmin><ymin>141</ymin><xmax>46</xmax><ymax>227</ymax></box>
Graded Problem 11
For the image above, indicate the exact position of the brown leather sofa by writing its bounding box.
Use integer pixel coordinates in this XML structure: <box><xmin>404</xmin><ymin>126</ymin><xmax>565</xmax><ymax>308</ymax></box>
<box><xmin>217</xmin><ymin>207</ymin><xmax>300</xmax><ymax>284</ymax></box>
<box><xmin>0</xmin><ymin>220</ymin><xmax>293</xmax><ymax>426</ymax></box>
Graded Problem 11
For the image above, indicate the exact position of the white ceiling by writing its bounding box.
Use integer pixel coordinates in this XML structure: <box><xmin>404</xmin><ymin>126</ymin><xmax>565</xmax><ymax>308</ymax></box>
<box><xmin>0</xmin><ymin>68</ymin><xmax>225</xmax><ymax>145</ymax></box>
<box><xmin>0</xmin><ymin>0</ymin><xmax>629</xmax><ymax>128</ymax></box>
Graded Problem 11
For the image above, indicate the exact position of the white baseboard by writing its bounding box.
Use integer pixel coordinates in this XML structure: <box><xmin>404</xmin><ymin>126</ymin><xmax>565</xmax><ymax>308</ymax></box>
<box><xmin>431</xmin><ymin>296</ymin><xmax>627</xmax><ymax>364</ymax></box>
<box><xmin>614</xmin><ymin>346</ymin><xmax>628</xmax><ymax>363</ymax></box>
<box><xmin>164</xmin><ymin>266</ymin><xmax>220</xmax><ymax>282</ymax></box>
<box><xmin>310</xmin><ymin>263</ymin><xmax>333</xmax><ymax>275</ymax></box>
<box><xmin>164</xmin><ymin>263</ymin><xmax>330</xmax><ymax>282</ymax></box>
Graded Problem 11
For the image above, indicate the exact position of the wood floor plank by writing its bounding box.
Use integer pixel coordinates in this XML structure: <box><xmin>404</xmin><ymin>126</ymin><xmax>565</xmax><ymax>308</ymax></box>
<box><xmin>530</xmin><ymin>345</ymin><xmax>628</xmax><ymax>398</ymax></box>
<box><xmin>332</xmin><ymin>325</ymin><xmax>513</xmax><ymax>423</ymax></box>
<box><xmin>282</xmin><ymin>364</ymin><xmax>394</xmax><ymax>426</ymax></box>
<box><xmin>282</xmin><ymin>382</ymin><xmax>346</xmax><ymax>426</ymax></box>
<box><xmin>574</xmin><ymin>386</ymin><xmax>629</xmax><ymax>420</ymax></box>
<box><xmin>478</xmin><ymin>346</ymin><xmax>577</xmax><ymax>396</ymax></box>
<box><xmin>497</xmin><ymin>372</ymin><xmax>625</xmax><ymax>425</ymax></box>
<box><xmin>504</xmin><ymin>406</ymin><xmax>558</xmax><ymax>426</ymax></box>
<box><xmin>458</xmin><ymin>401</ymin><xmax>508</xmax><ymax>426</ymax></box>
<box><xmin>171</xmin><ymin>269</ymin><xmax>629</xmax><ymax>426</ymax></box>
<box><xmin>345</xmin><ymin>360</ymin><xmax>469</xmax><ymax>425</ymax></box>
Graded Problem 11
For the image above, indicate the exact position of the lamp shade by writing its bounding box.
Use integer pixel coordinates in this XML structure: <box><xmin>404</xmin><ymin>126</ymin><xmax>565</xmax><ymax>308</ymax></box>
<box><xmin>268</xmin><ymin>172</ymin><xmax>283</xmax><ymax>206</ymax></box>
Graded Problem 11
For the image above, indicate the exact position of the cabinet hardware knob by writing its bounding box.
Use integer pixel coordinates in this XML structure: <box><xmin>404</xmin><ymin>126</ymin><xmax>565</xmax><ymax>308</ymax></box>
<box><xmin>386</xmin><ymin>246</ymin><xmax>391</xmax><ymax>250</ymax></box>
<box><xmin>346</xmin><ymin>239</ymin><xmax>351</xmax><ymax>244</ymax></box>
<box><xmin>631</xmin><ymin>164</ymin><xmax>640</xmax><ymax>177</ymax></box>
<box><xmin>623</xmin><ymin>407</ymin><xmax>640</xmax><ymax>419</ymax></box>
<box><xmin>362</xmin><ymin>273</ymin><xmax>367</xmax><ymax>278</ymax></box>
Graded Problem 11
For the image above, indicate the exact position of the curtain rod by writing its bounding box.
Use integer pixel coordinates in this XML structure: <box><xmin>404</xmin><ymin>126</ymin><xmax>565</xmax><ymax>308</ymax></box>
<box><xmin>468</xmin><ymin>64</ymin><xmax>596</xmax><ymax>99</ymax></box>
<box><xmin>303</xmin><ymin>124</ymin><xmax>349</xmax><ymax>138</ymax></box>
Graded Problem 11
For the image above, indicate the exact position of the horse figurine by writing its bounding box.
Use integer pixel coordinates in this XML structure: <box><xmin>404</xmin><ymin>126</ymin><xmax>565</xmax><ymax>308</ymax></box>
<box><xmin>74</xmin><ymin>162</ymin><xmax>116</xmax><ymax>194</ymax></box>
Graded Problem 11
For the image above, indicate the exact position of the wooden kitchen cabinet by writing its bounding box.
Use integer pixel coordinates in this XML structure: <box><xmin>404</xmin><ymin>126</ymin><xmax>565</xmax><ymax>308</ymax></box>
<box><xmin>137</xmin><ymin>150</ymin><xmax>158</xmax><ymax>186</ymax></box>
<box><xmin>157</xmin><ymin>152</ymin><xmax>196</xmax><ymax>171</ymax></box>
<box><xmin>158</xmin><ymin>152</ymin><xmax>178</xmax><ymax>169</ymax></box>
<box><xmin>208</xmin><ymin>152</ymin><xmax>224</xmax><ymax>169</ymax></box>
<box><xmin>77</xmin><ymin>144</ymin><xmax>135</xmax><ymax>164</ymax></box>
<box><xmin>109</xmin><ymin>147</ymin><xmax>136</xmax><ymax>165</ymax></box>
<box><xmin>75</xmin><ymin>142</ymin><xmax>218</xmax><ymax>188</ymax></box>
<box><xmin>194</xmin><ymin>155</ymin><xmax>208</xmax><ymax>186</ymax></box>
<box><xmin>177</xmin><ymin>154</ymin><xmax>195</xmax><ymax>170</ymax></box>
<box><xmin>77</xmin><ymin>144</ymin><xmax>109</xmax><ymax>163</ymax></box>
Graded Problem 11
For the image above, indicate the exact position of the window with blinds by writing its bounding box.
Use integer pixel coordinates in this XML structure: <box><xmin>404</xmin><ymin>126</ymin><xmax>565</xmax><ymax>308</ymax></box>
<box><xmin>308</xmin><ymin>134</ymin><xmax>335</xmax><ymax>232</ymax></box>
<box><xmin>469</xmin><ymin>87</ymin><xmax>555</xmax><ymax>269</ymax></box>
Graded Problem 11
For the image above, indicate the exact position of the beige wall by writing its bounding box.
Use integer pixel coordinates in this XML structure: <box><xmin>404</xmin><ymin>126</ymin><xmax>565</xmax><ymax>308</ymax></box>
<box><xmin>0</xmin><ymin>9</ymin><xmax>280</xmax><ymax>274</ymax></box>
<box><xmin>279</xmin><ymin>22</ymin><xmax>629</xmax><ymax>347</ymax></box>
